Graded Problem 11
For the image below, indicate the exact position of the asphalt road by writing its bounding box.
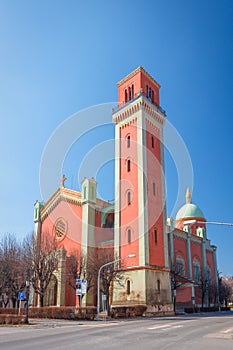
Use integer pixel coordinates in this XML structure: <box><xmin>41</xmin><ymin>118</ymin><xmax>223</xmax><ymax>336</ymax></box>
<box><xmin>0</xmin><ymin>312</ymin><xmax>233</xmax><ymax>350</ymax></box>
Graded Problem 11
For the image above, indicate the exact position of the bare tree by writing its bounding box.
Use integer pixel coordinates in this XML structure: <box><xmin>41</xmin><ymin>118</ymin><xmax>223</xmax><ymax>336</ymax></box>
<box><xmin>88</xmin><ymin>249</ymin><xmax>125</xmax><ymax>315</ymax></box>
<box><xmin>66</xmin><ymin>250</ymin><xmax>87</xmax><ymax>291</ymax></box>
<box><xmin>23</xmin><ymin>233</ymin><xmax>59</xmax><ymax>307</ymax></box>
<box><xmin>0</xmin><ymin>234</ymin><xmax>26</xmax><ymax>308</ymax></box>
<box><xmin>170</xmin><ymin>262</ymin><xmax>193</xmax><ymax>313</ymax></box>
<box><xmin>219</xmin><ymin>276</ymin><xmax>233</xmax><ymax>307</ymax></box>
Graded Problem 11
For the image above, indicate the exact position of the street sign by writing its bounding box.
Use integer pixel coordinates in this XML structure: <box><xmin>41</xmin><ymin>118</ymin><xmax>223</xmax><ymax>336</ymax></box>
<box><xmin>76</xmin><ymin>288</ymin><xmax>82</xmax><ymax>296</ymax></box>
<box><xmin>81</xmin><ymin>281</ymin><xmax>87</xmax><ymax>295</ymax></box>
<box><xmin>76</xmin><ymin>280</ymin><xmax>87</xmax><ymax>295</ymax></box>
<box><xmin>76</xmin><ymin>278</ymin><xmax>82</xmax><ymax>286</ymax></box>
<box><xmin>18</xmin><ymin>292</ymin><xmax>25</xmax><ymax>301</ymax></box>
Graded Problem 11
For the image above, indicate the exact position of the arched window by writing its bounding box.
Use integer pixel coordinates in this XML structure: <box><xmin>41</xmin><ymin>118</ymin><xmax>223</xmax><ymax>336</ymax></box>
<box><xmin>125</xmin><ymin>89</ymin><xmax>128</xmax><ymax>102</ymax></box>
<box><xmin>127</xmin><ymin>159</ymin><xmax>131</xmax><ymax>172</ymax></box>
<box><xmin>193</xmin><ymin>261</ymin><xmax>200</xmax><ymax>282</ymax></box>
<box><xmin>127</xmin><ymin>135</ymin><xmax>130</xmax><ymax>148</ymax></box>
<box><xmin>127</xmin><ymin>229</ymin><xmax>131</xmax><ymax>243</ymax></box>
<box><xmin>127</xmin><ymin>280</ymin><xmax>131</xmax><ymax>295</ymax></box>
<box><xmin>153</xmin><ymin>182</ymin><xmax>156</xmax><ymax>196</ymax></box>
<box><xmin>152</xmin><ymin>136</ymin><xmax>154</xmax><ymax>148</ymax></box>
<box><xmin>176</xmin><ymin>257</ymin><xmax>185</xmax><ymax>276</ymax></box>
<box><xmin>157</xmin><ymin>280</ymin><xmax>161</xmax><ymax>294</ymax></box>
<box><xmin>127</xmin><ymin>191</ymin><xmax>131</xmax><ymax>205</ymax></box>
<box><xmin>154</xmin><ymin>229</ymin><xmax>157</xmax><ymax>244</ymax></box>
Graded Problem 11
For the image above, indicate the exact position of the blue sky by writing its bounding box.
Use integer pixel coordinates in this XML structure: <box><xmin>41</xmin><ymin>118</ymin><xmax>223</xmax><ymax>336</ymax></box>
<box><xmin>0</xmin><ymin>0</ymin><xmax>232</xmax><ymax>275</ymax></box>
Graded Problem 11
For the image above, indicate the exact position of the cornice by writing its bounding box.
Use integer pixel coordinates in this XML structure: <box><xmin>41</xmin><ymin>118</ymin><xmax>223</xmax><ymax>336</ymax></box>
<box><xmin>40</xmin><ymin>188</ymin><xmax>82</xmax><ymax>221</ymax></box>
<box><xmin>112</xmin><ymin>96</ymin><xmax>165</xmax><ymax>127</ymax></box>
<box><xmin>119</xmin><ymin>265</ymin><xmax>170</xmax><ymax>273</ymax></box>
<box><xmin>117</xmin><ymin>66</ymin><xmax>160</xmax><ymax>89</ymax></box>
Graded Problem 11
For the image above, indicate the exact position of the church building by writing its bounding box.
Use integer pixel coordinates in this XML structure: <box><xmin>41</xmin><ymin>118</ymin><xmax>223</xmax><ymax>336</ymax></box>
<box><xmin>34</xmin><ymin>67</ymin><xmax>218</xmax><ymax>313</ymax></box>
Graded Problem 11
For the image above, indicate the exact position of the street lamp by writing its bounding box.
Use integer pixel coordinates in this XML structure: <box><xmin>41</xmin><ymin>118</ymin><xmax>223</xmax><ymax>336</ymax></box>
<box><xmin>24</xmin><ymin>280</ymin><xmax>30</xmax><ymax>324</ymax></box>
<box><xmin>97</xmin><ymin>254</ymin><xmax>136</xmax><ymax>320</ymax></box>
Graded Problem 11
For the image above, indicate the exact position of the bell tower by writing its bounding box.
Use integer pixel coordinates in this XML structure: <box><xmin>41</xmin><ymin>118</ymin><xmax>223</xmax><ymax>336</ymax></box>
<box><xmin>112</xmin><ymin>67</ymin><xmax>172</xmax><ymax>312</ymax></box>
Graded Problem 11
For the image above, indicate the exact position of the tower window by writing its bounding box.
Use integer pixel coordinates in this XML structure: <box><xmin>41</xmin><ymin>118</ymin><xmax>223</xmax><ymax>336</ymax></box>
<box><xmin>151</xmin><ymin>90</ymin><xmax>154</xmax><ymax>103</ymax></box>
<box><xmin>131</xmin><ymin>84</ymin><xmax>134</xmax><ymax>99</ymax></box>
<box><xmin>127</xmin><ymin>229</ymin><xmax>131</xmax><ymax>243</ymax></box>
<box><xmin>127</xmin><ymin>191</ymin><xmax>131</xmax><ymax>205</ymax></box>
<box><xmin>146</xmin><ymin>85</ymin><xmax>149</xmax><ymax>98</ymax></box>
<box><xmin>149</xmin><ymin>87</ymin><xmax>152</xmax><ymax>99</ymax></box>
<box><xmin>127</xmin><ymin>280</ymin><xmax>131</xmax><ymax>295</ymax></box>
<box><xmin>125</xmin><ymin>89</ymin><xmax>128</xmax><ymax>102</ymax></box>
<box><xmin>84</xmin><ymin>186</ymin><xmax>86</xmax><ymax>200</ymax></box>
<box><xmin>127</xmin><ymin>135</ymin><xmax>130</xmax><ymax>148</ymax></box>
<box><xmin>157</xmin><ymin>280</ymin><xmax>161</xmax><ymax>293</ymax></box>
<box><xmin>128</xmin><ymin>86</ymin><xmax>131</xmax><ymax>100</ymax></box>
<box><xmin>154</xmin><ymin>229</ymin><xmax>157</xmax><ymax>244</ymax></box>
<box><xmin>35</xmin><ymin>208</ymin><xmax>38</xmax><ymax>220</ymax></box>
<box><xmin>127</xmin><ymin>159</ymin><xmax>131</xmax><ymax>172</ymax></box>
<box><xmin>153</xmin><ymin>182</ymin><xmax>156</xmax><ymax>196</ymax></box>
<box><xmin>152</xmin><ymin>136</ymin><xmax>154</xmax><ymax>148</ymax></box>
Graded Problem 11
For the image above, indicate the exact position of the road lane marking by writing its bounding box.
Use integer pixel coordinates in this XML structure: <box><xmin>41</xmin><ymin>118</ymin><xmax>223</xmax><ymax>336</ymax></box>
<box><xmin>162</xmin><ymin>325</ymin><xmax>183</xmax><ymax>330</ymax></box>
<box><xmin>148</xmin><ymin>324</ymin><xmax>184</xmax><ymax>331</ymax></box>
<box><xmin>222</xmin><ymin>327</ymin><xmax>233</xmax><ymax>334</ymax></box>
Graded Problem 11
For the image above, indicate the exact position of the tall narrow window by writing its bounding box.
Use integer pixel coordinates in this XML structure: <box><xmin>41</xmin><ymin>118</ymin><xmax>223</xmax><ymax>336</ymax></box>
<box><xmin>125</xmin><ymin>89</ymin><xmax>128</xmax><ymax>102</ymax></box>
<box><xmin>127</xmin><ymin>135</ymin><xmax>130</xmax><ymax>148</ymax></box>
<box><xmin>127</xmin><ymin>159</ymin><xmax>131</xmax><ymax>172</ymax></box>
<box><xmin>131</xmin><ymin>84</ymin><xmax>134</xmax><ymax>99</ymax></box>
<box><xmin>127</xmin><ymin>280</ymin><xmax>131</xmax><ymax>295</ymax></box>
<box><xmin>154</xmin><ymin>229</ymin><xmax>157</xmax><ymax>244</ymax></box>
<box><xmin>84</xmin><ymin>186</ymin><xmax>86</xmax><ymax>200</ymax></box>
<box><xmin>153</xmin><ymin>182</ymin><xmax>156</xmax><ymax>196</ymax></box>
<box><xmin>176</xmin><ymin>258</ymin><xmax>185</xmax><ymax>276</ymax></box>
<box><xmin>193</xmin><ymin>262</ymin><xmax>200</xmax><ymax>282</ymax></box>
<box><xmin>127</xmin><ymin>191</ymin><xmax>131</xmax><ymax>205</ymax></box>
<box><xmin>149</xmin><ymin>87</ymin><xmax>152</xmax><ymax>99</ymax></box>
<box><xmin>127</xmin><ymin>229</ymin><xmax>131</xmax><ymax>243</ymax></box>
<box><xmin>152</xmin><ymin>90</ymin><xmax>154</xmax><ymax>103</ymax></box>
<box><xmin>146</xmin><ymin>85</ymin><xmax>149</xmax><ymax>97</ymax></box>
<box><xmin>157</xmin><ymin>280</ymin><xmax>161</xmax><ymax>294</ymax></box>
<box><xmin>128</xmin><ymin>86</ymin><xmax>131</xmax><ymax>100</ymax></box>
<box><xmin>152</xmin><ymin>136</ymin><xmax>154</xmax><ymax>148</ymax></box>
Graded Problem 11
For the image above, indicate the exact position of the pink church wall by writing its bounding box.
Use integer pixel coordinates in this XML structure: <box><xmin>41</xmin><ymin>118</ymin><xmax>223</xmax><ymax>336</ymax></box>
<box><xmin>41</xmin><ymin>200</ymin><xmax>82</xmax><ymax>255</ymax></box>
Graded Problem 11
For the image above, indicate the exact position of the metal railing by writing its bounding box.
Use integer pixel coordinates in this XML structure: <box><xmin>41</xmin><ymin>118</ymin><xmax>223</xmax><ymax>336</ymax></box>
<box><xmin>112</xmin><ymin>90</ymin><xmax>166</xmax><ymax>116</ymax></box>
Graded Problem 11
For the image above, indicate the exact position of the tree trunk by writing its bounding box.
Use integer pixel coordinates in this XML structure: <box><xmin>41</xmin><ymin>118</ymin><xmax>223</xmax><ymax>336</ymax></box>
<box><xmin>40</xmin><ymin>294</ymin><xmax>44</xmax><ymax>307</ymax></box>
<box><xmin>12</xmin><ymin>298</ymin><xmax>17</xmax><ymax>308</ymax></box>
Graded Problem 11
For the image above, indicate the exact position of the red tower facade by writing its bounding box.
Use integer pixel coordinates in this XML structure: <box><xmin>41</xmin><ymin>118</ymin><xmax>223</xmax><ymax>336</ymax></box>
<box><xmin>112</xmin><ymin>67</ymin><xmax>172</xmax><ymax>311</ymax></box>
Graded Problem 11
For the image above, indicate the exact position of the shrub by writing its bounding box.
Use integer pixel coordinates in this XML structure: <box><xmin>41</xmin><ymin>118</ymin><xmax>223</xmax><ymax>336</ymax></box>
<box><xmin>0</xmin><ymin>314</ymin><xmax>24</xmax><ymax>325</ymax></box>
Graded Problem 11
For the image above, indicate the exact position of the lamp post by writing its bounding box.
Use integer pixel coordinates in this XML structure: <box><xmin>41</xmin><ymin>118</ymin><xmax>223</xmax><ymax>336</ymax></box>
<box><xmin>97</xmin><ymin>254</ymin><xmax>136</xmax><ymax>320</ymax></box>
<box><xmin>24</xmin><ymin>280</ymin><xmax>30</xmax><ymax>324</ymax></box>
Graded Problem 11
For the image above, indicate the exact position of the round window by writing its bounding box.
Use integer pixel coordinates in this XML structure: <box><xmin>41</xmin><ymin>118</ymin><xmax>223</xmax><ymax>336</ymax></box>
<box><xmin>54</xmin><ymin>218</ymin><xmax>67</xmax><ymax>241</ymax></box>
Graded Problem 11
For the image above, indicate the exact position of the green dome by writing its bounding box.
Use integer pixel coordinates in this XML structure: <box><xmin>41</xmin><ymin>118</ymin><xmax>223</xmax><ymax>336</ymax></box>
<box><xmin>175</xmin><ymin>188</ymin><xmax>205</xmax><ymax>221</ymax></box>
<box><xmin>176</xmin><ymin>203</ymin><xmax>205</xmax><ymax>221</ymax></box>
